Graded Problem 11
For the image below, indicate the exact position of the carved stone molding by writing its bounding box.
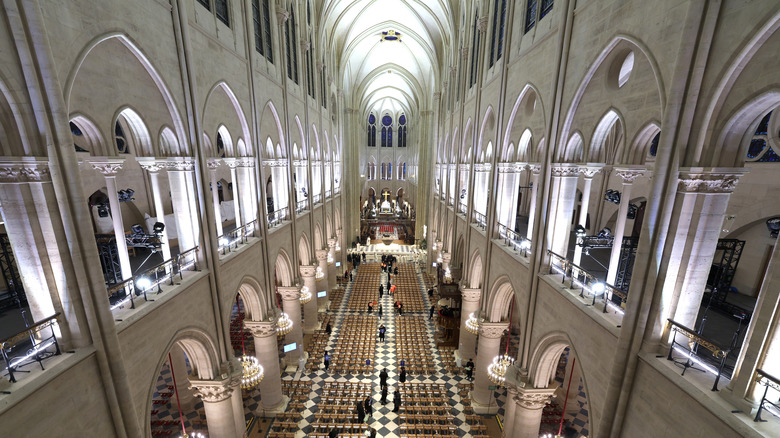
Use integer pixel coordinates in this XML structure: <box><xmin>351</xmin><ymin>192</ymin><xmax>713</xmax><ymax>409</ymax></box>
<box><xmin>677</xmin><ymin>168</ymin><xmax>747</xmax><ymax>194</ymax></box>
<box><xmin>315</xmin><ymin>249</ymin><xmax>328</xmax><ymax>261</ymax></box>
<box><xmin>460</xmin><ymin>288</ymin><xmax>482</xmax><ymax>302</ymax></box>
<box><xmin>189</xmin><ymin>379</ymin><xmax>234</xmax><ymax>403</ymax></box>
<box><xmin>206</xmin><ymin>158</ymin><xmax>222</xmax><ymax>170</ymax></box>
<box><xmin>264</xmin><ymin>159</ymin><xmax>288</xmax><ymax>168</ymax></box>
<box><xmin>136</xmin><ymin>157</ymin><xmax>168</xmax><ymax>173</ymax></box>
<box><xmin>477</xmin><ymin>16</ymin><xmax>489</xmax><ymax>33</ymax></box>
<box><xmin>278</xmin><ymin>286</ymin><xmax>301</xmax><ymax>300</ymax></box>
<box><xmin>0</xmin><ymin>160</ymin><xmax>51</xmax><ymax>183</ymax></box>
<box><xmin>614</xmin><ymin>167</ymin><xmax>645</xmax><ymax>184</ymax></box>
<box><xmin>513</xmin><ymin>387</ymin><xmax>556</xmax><ymax>410</ymax></box>
<box><xmin>87</xmin><ymin>158</ymin><xmax>125</xmax><ymax>176</ymax></box>
<box><xmin>530</xmin><ymin>163</ymin><xmax>542</xmax><ymax>175</ymax></box>
<box><xmin>276</xmin><ymin>9</ymin><xmax>290</xmax><ymax>25</ymax></box>
<box><xmin>433</xmin><ymin>92</ymin><xmax>442</xmax><ymax>100</ymax></box>
<box><xmin>479</xmin><ymin>321</ymin><xmax>508</xmax><ymax>339</ymax></box>
<box><xmin>300</xmin><ymin>39</ymin><xmax>311</xmax><ymax>52</ymax></box>
<box><xmin>460</xmin><ymin>47</ymin><xmax>470</xmax><ymax>60</ymax></box>
<box><xmin>234</xmin><ymin>158</ymin><xmax>255</xmax><ymax>168</ymax></box>
<box><xmin>167</xmin><ymin>157</ymin><xmax>195</xmax><ymax>171</ymax></box>
<box><xmin>244</xmin><ymin>320</ymin><xmax>277</xmax><ymax>338</ymax></box>
<box><xmin>327</xmin><ymin>239</ymin><xmax>337</xmax><ymax>249</ymax></box>
<box><xmin>441</xmin><ymin>252</ymin><xmax>451</xmax><ymax>263</ymax></box>
<box><xmin>551</xmin><ymin>164</ymin><xmax>579</xmax><ymax>178</ymax></box>
<box><xmin>300</xmin><ymin>265</ymin><xmax>317</xmax><ymax>277</ymax></box>
<box><xmin>579</xmin><ymin>165</ymin><xmax>604</xmax><ymax>179</ymax></box>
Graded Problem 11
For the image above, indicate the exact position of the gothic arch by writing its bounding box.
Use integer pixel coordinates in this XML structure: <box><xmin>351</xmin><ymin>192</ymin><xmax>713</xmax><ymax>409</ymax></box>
<box><xmin>259</xmin><ymin>100</ymin><xmax>286</xmax><ymax>155</ymax></box>
<box><xmin>477</xmin><ymin>106</ymin><xmax>496</xmax><ymax>157</ymax></box>
<box><xmin>274</xmin><ymin>249</ymin><xmax>295</xmax><ymax>287</ymax></box>
<box><xmin>202</xmin><ymin>81</ymin><xmax>252</xmax><ymax>156</ymax></box>
<box><xmin>468</xmin><ymin>249</ymin><xmax>483</xmax><ymax>289</ymax></box>
<box><xmin>485</xmin><ymin>276</ymin><xmax>516</xmax><ymax>323</ymax></box>
<box><xmin>236</xmin><ymin>276</ymin><xmax>268</xmax><ymax>321</ymax></box>
<box><xmin>502</xmin><ymin>84</ymin><xmax>546</xmax><ymax>154</ymax></box>
<box><xmin>69</xmin><ymin>113</ymin><xmax>105</xmax><ymax>155</ymax></box>
<box><xmin>298</xmin><ymin>233</ymin><xmax>312</xmax><ymax>265</ymax></box>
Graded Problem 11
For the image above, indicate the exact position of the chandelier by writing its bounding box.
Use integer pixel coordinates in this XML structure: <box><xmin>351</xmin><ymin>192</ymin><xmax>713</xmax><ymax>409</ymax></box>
<box><xmin>277</xmin><ymin>312</ymin><xmax>293</xmax><ymax>337</ymax></box>
<box><xmin>300</xmin><ymin>286</ymin><xmax>312</xmax><ymax>304</ymax></box>
<box><xmin>465</xmin><ymin>312</ymin><xmax>480</xmax><ymax>335</ymax></box>
<box><xmin>236</xmin><ymin>296</ymin><xmax>263</xmax><ymax>390</ymax></box>
<box><xmin>487</xmin><ymin>298</ymin><xmax>515</xmax><ymax>387</ymax></box>
<box><xmin>315</xmin><ymin>266</ymin><xmax>324</xmax><ymax>279</ymax></box>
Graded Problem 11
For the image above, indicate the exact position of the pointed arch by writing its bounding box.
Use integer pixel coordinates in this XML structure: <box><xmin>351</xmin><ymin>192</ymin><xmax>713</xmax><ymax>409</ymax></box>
<box><xmin>299</xmin><ymin>233</ymin><xmax>312</xmax><ymax>265</ymax></box>
<box><xmin>203</xmin><ymin>81</ymin><xmax>252</xmax><ymax>155</ymax></box>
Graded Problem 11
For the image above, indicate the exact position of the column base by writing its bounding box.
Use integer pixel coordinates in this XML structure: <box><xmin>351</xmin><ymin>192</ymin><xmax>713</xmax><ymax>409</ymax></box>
<box><xmin>318</xmin><ymin>300</ymin><xmax>331</xmax><ymax>312</ymax></box>
<box><xmin>454</xmin><ymin>350</ymin><xmax>464</xmax><ymax>368</ymax></box>
<box><xmin>257</xmin><ymin>395</ymin><xmax>290</xmax><ymax>418</ymax></box>
<box><xmin>283</xmin><ymin>351</ymin><xmax>308</xmax><ymax>372</ymax></box>
<box><xmin>470</xmin><ymin>393</ymin><xmax>501</xmax><ymax>415</ymax></box>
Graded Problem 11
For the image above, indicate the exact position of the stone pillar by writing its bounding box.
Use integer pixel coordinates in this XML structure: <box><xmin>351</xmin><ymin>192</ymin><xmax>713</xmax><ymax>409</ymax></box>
<box><xmin>526</xmin><ymin>164</ymin><xmax>541</xmax><ymax>240</ymax></box>
<box><xmin>335</xmin><ymin>228</ymin><xmax>343</xmax><ymax>265</ymax></box>
<box><xmin>606</xmin><ymin>167</ymin><xmax>644</xmax><ymax>285</ymax></box>
<box><xmin>207</xmin><ymin>159</ymin><xmax>224</xmax><ymax>237</ymax></box>
<box><xmin>458</xmin><ymin>288</ymin><xmax>481</xmax><ymax>364</ymax></box>
<box><xmin>659</xmin><ymin>168</ymin><xmax>746</xmax><ymax>332</ymax></box>
<box><xmin>190</xmin><ymin>377</ymin><xmax>240</xmax><ymax>438</ymax></box>
<box><xmin>229</xmin><ymin>374</ymin><xmax>246</xmax><ymax>438</ymax></box>
<box><xmin>137</xmin><ymin>158</ymin><xmax>172</xmax><ymax>261</ymax></box>
<box><xmin>315</xmin><ymin>249</ymin><xmax>329</xmax><ymax>309</ymax></box>
<box><xmin>572</xmin><ymin>166</ymin><xmax>602</xmax><ymax>266</ymax></box>
<box><xmin>236</xmin><ymin>158</ymin><xmax>256</xmax><ymax>226</ymax></box>
<box><xmin>245</xmin><ymin>320</ymin><xmax>286</xmax><ymax>411</ymax></box>
<box><xmin>278</xmin><ymin>286</ymin><xmax>304</xmax><ymax>367</ymax></box>
<box><xmin>170</xmin><ymin>344</ymin><xmax>196</xmax><ymax>411</ymax></box>
<box><xmin>327</xmin><ymin>239</ymin><xmax>337</xmax><ymax>290</ymax></box>
<box><xmin>226</xmin><ymin>158</ymin><xmax>242</xmax><ymax>228</ymax></box>
<box><xmin>89</xmin><ymin>159</ymin><xmax>132</xmax><ymax>280</ymax></box>
<box><xmin>167</xmin><ymin>158</ymin><xmax>198</xmax><ymax>252</ymax></box>
<box><xmin>548</xmin><ymin>164</ymin><xmax>580</xmax><ymax>258</ymax></box>
<box><xmin>509</xmin><ymin>386</ymin><xmax>556</xmax><ymax>438</ymax></box>
<box><xmin>502</xmin><ymin>383</ymin><xmax>520</xmax><ymax>438</ymax></box>
<box><xmin>472</xmin><ymin>321</ymin><xmax>508</xmax><ymax>410</ymax></box>
<box><xmin>300</xmin><ymin>265</ymin><xmax>319</xmax><ymax>333</ymax></box>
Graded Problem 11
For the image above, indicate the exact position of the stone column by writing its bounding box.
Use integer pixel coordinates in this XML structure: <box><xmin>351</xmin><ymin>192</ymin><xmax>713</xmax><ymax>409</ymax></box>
<box><xmin>458</xmin><ymin>288</ymin><xmax>481</xmax><ymax>364</ymax></box>
<box><xmin>190</xmin><ymin>377</ymin><xmax>240</xmax><ymax>438</ymax></box>
<box><xmin>278</xmin><ymin>286</ymin><xmax>304</xmax><ymax>367</ymax></box>
<box><xmin>229</xmin><ymin>372</ymin><xmax>246</xmax><ymax>438</ymax></box>
<box><xmin>300</xmin><ymin>265</ymin><xmax>319</xmax><ymax>333</ymax></box>
<box><xmin>548</xmin><ymin>164</ymin><xmax>580</xmax><ymax>258</ymax></box>
<box><xmin>327</xmin><ymin>239</ymin><xmax>337</xmax><ymax>290</ymax></box>
<box><xmin>472</xmin><ymin>321</ymin><xmax>508</xmax><ymax>410</ymax></box>
<box><xmin>89</xmin><ymin>159</ymin><xmax>132</xmax><ymax>280</ymax></box>
<box><xmin>526</xmin><ymin>164</ymin><xmax>541</xmax><ymax>240</ymax></box>
<box><xmin>236</xmin><ymin>158</ymin><xmax>257</xmax><ymax>226</ymax></box>
<box><xmin>167</xmin><ymin>158</ymin><xmax>198</xmax><ymax>252</ymax></box>
<box><xmin>137</xmin><ymin>158</ymin><xmax>172</xmax><ymax>261</ymax></box>
<box><xmin>658</xmin><ymin>169</ymin><xmax>747</xmax><ymax>336</ymax></box>
<box><xmin>572</xmin><ymin>166</ymin><xmax>602</xmax><ymax>266</ymax></box>
<box><xmin>502</xmin><ymin>382</ymin><xmax>520</xmax><ymax>438</ymax></box>
<box><xmin>335</xmin><ymin>228</ymin><xmax>343</xmax><ymax>265</ymax></box>
<box><xmin>245</xmin><ymin>320</ymin><xmax>286</xmax><ymax>411</ymax></box>
<box><xmin>225</xmin><ymin>158</ymin><xmax>242</xmax><ymax>228</ymax></box>
<box><xmin>207</xmin><ymin>159</ymin><xmax>224</xmax><ymax>237</ymax></box>
<box><xmin>606</xmin><ymin>167</ymin><xmax>644</xmax><ymax>285</ymax></box>
<box><xmin>315</xmin><ymin>249</ymin><xmax>329</xmax><ymax>309</ymax></box>
<box><xmin>509</xmin><ymin>386</ymin><xmax>557</xmax><ymax>438</ymax></box>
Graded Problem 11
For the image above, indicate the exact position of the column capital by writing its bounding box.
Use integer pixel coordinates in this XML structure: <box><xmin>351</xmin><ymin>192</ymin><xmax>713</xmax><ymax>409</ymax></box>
<box><xmin>0</xmin><ymin>158</ymin><xmax>51</xmax><ymax>183</ymax></box>
<box><xmin>136</xmin><ymin>157</ymin><xmax>169</xmax><ymax>173</ymax></box>
<box><xmin>86</xmin><ymin>157</ymin><xmax>125</xmax><ymax>176</ymax></box>
<box><xmin>530</xmin><ymin>163</ymin><xmax>542</xmax><ymax>175</ymax></box>
<box><xmin>189</xmin><ymin>378</ymin><xmax>235</xmax><ymax>403</ymax></box>
<box><xmin>578</xmin><ymin>164</ymin><xmax>605</xmax><ymax>179</ymax></box>
<box><xmin>300</xmin><ymin>264</ymin><xmax>317</xmax><ymax>278</ymax></box>
<box><xmin>476</xmin><ymin>16</ymin><xmax>489</xmax><ymax>33</ymax></box>
<box><xmin>613</xmin><ymin>166</ymin><xmax>646</xmax><ymax>183</ymax></box>
<box><xmin>244</xmin><ymin>320</ymin><xmax>277</xmax><ymax>338</ymax></box>
<box><xmin>315</xmin><ymin>249</ymin><xmax>329</xmax><ymax>261</ymax></box>
<box><xmin>479</xmin><ymin>321</ymin><xmax>508</xmax><ymax>339</ymax></box>
<box><xmin>550</xmin><ymin>163</ymin><xmax>580</xmax><ymax>177</ymax></box>
<box><xmin>460</xmin><ymin>287</ymin><xmax>482</xmax><ymax>302</ymax></box>
<box><xmin>513</xmin><ymin>386</ymin><xmax>556</xmax><ymax>410</ymax></box>
<box><xmin>677</xmin><ymin>167</ymin><xmax>748</xmax><ymax>194</ymax></box>
<box><xmin>327</xmin><ymin>238</ymin><xmax>337</xmax><ymax>249</ymax></box>
<box><xmin>167</xmin><ymin>157</ymin><xmax>195</xmax><ymax>171</ymax></box>
<box><xmin>276</xmin><ymin>9</ymin><xmax>290</xmax><ymax>25</ymax></box>
<box><xmin>441</xmin><ymin>252</ymin><xmax>451</xmax><ymax>263</ymax></box>
<box><xmin>278</xmin><ymin>286</ymin><xmax>301</xmax><ymax>300</ymax></box>
<box><xmin>300</xmin><ymin>39</ymin><xmax>311</xmax><ymax>52</ymax></box>
<box><xmin>460</xmin><ymin>47</ymin><xmax>470</xmax><ymax>60</ymax></box>
<box><xmin>207</xmin><ymin>158</ymin><xmax>222</xmax><ymax>170</ymax></box>
<box><xmin>433</xmin><ymin>92</ymin><xmax>442</xmax><ymax>100</ymax></box>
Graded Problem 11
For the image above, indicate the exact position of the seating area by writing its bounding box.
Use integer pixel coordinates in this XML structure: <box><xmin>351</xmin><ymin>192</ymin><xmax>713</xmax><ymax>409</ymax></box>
<box><xmin>331</xmin><ymin>315</ymin><xmax>377</xmax><ymax>374</ymax></box>
<box><xmin>307</xmin><ymin>381</ymin><xmax>372</xmax><ymax>435</ymax></box>
<box><xmin>392</xmin><ymin>263</ymin><xmax>425</xmax><ymax>313</ymax></box>
<box><xmin>347</xmin><ymin>263</ymin><xmax>380</xmax><ymax>312</ymax></box>
<box><xmin>396</xmin><ymin>316</ymin><xmax>436</xmax><ymax>375</ymax></box>
<box><xmin>281</xmin><ymin>379</ymin><xmax>312</xmax><ymax>404</ymax></box>
<box><xmin>437</xmin><ymin>345</ymin><xmax>463</xmax><ymax>375</ymax></box>
<box><xmin>305</xmin><ymin>313</ymin><xmax>333</xmax><ymax>371</ymax></box>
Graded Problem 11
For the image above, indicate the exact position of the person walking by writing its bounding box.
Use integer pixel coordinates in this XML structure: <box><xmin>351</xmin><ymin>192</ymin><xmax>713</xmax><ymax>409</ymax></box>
<box><xmin>325</xmin><ymin>322</ymin><xmax>332</xmax><ymax>335</ymax></box>
<box><xmin>399</xmin><ymin>366</ymin><xmax>407</xmax><ymax>383</ymax></box>
<box><xmin>377</xmin><ymin>304</ymin><xmax>383</xmax><ymax>318</ymax></box>
<box><xmin>392</xmin><ymin>389</ymin><xmax>401</xmax><ymax>413</ymax></box>
<box><xmin>429</xmin><ymin>304</ymin><xmax>436</xmax><ymax>320</ymax></box>
<box><xmin>356</xmin><ymin>399</ymin><xmax>365</xmax><ymax>422</ymax></box>
<box><xmin>398</xmin><ymin>302</ymin><xmax>403</xmax><ymax>315</ymax></box>
<box><xmin>379</xmin><ymin>324</ymin><xmax>386</xmax><ymax>342</ymax></box>
<box><xmin>379</xmin><ymin>284</ymin><xmax>384</xmax><ymax>298</ymax></box>
<box><xmin>364</xmin><ymin>395</ymin><xmax>373</xmax><ymax>420</ymax></box>
<box><xmin>324</xmin><ymin>351</ymin><xmax>331</xmax><ymax>371</ymax></box>
<box><xmin>379</xmin><ymin>368</ymin><xmax>389</xmax><ymax>388</ymax></box>
<box><xmin>380</xmin><ymin>385</ymin><xmax>388</xmax><ymax>404</ymax></box>
<box><xmin>362</xmin><ymin>252</ymin><xmax>366</xmax><ymax>263</ymax></box>
<box><xmin>465</xmin><ymin>358</ymin><xmax>474</xmax><ymax>381</ymax></box>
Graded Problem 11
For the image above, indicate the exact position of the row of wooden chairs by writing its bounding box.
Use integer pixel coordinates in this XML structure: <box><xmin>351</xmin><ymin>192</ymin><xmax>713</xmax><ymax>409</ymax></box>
<box><xmin>396</xmin><ymin>317</ymin><xmax>436</xmax><ymax>374</ymax></box>
<box><xmin>331</xmin><ymin>315</ymin><xmax>376</xmax><ymax>373</ymax></box>
<box><xmin>392</xmin><ymin>263</ymin><xmax>426</xmax><ymax>313</ymax></box>
<box><xmin>399</xmin><ymin>424</ymin><xmax>457</xmax><ymax>435</ymax></box>
<box><xmin>310</xmin><ymin>423</ymin><xmax>368</xmax><ymax>434</ymax></box>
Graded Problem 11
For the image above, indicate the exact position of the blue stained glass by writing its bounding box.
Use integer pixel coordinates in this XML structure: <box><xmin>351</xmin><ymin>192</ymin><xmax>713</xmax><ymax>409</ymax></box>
<box><xmin>747</xmin><ymin>139</ymin><xmax>766</xmax><ymax>159</ymax></box>
<box><xmin>399</xmin><ymin>115</ymin><xmax>406</xmax><ymax>125</ymax></box>
<box><xmin>525</xmin><ymin>0</ymin><xmax>537</xmax><ymax>32</ymax></box>
<box><xmin>755</xmin><ymin>111</ymin><xmax>771</xmax><ymax>135</ymax></box>
<box><xmin>382</xmin><ymin>114</ymin><xmax>392</xmax><ymax>126</ymax></box>
<box><xmin>540</xmin><ymin>0</ymin><xmax>554</xmax><ymax>19</ymax></box>
<box><xmin>369</xmin><ymin>114</ymin><xmax>376</xmax><ymax>124</ymax></box>
<box><xmin>381</xmin><ymin>127</ymin><xmax>387</xmax><ymax>147</ymax></box>
<box><xmin>649</xmin><ymin>132</ymin><xmax>660</xmax><ymax>157</ymax></box>
<box><xmin>758</xmin><ymin>146</ymin><xmax>780</xmax><ymax>162</ymax></box>
<box><xmin>70</xmin><ymin>122</ymin><xmax>83</xmax><ymax>136</ymax></box>
<box><xmin>388</xmin><ymin>127</ymin><xmax>393</xmax><ymax>146</ymax></box>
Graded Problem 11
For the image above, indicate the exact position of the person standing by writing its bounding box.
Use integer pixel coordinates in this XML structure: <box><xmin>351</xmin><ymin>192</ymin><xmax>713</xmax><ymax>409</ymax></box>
<box><xmin>379</xmin><ymin>324</ymin><xmax>386</xmax><ymax>342</ymax></box>
<box><xmin>465</xmin><ymin>358</ymin><xmax>474</xmax><ymax>381</ymax></box>
<box><xmin>379</xmin><ymin>368</ymin><xmax>388</xmax><ymax>388</ymax></box>
<box><xmin>368</xmin><ymin>302</ymin><xmax>373</xmax><ymax>314</ymax></box>
<box><xmin>429</xmin><ymin>304</ymin><xmax>436</xmax><ymax>320</ymax></box>
<box><xmin>392</xmin><ymin>389</ymin><xmax>401</xmax><ymax>413</ymax></box>
<box><xmin>398</xmin><ymin>302</ymin><xmax>403</xmax><ymax>315</ymax></box>
<box><xmin>356</xmin><ymin>399</ymin><xmax>365</xmax><ymax>422</ymax></box>
<box><xmin>364</xmin><ymin>396</ymin><xmax>373</xmax><ymax>420</ymax></box>
<box><xmin>378</xmin><ymin>304</ymin><xmax>383</xmax><ymax>318</ymax></box>
<box><xmin>379</xmin><ymin>284</ymin><xmax>384</xmax><ymax>298</ymax></box>
<box><xmin>325</xmin><ymin>322</ymin><xmax>332</xmax><ymax>335</ymax></box>
<box><xmin>380</xmin><ymin>385</ymin><xmax>388</xmax><ymax>404</ymax></box>
<box><xmin>399</xmin><ymin>366</ymin><xmax>407</xmax><ymax>383</ymax></box>
<box><xmin>324</xmin><ymin>351</ymin><xmax>331</xmax><ymax>371</ymax></box>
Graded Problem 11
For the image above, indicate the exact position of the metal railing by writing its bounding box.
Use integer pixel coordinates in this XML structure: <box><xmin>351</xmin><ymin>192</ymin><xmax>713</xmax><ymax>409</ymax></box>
<box><xmin>754</xmin><ymin>369</ymin><xmax>780</xmax><ymax>422</ymax></box>
<box><xmin>1</xmin><ymin>312</ymin><xmax>61</xmax><ymax>383</ymax></box>
<box><xmin>547</xmin><ymin>250</ymin><xmax>626</xmax><ymax>313</ymax></box>
<box><xmin>107</xmin><ymin>246</ymin><xmax>200</xmax><ymax>312</ymax></box>
<box><xmin>296</xmin><ymin>200</ymin><xmax>307</xmax><ymax>214</ymax></box>
<box><xmin>218</xmin><ymin>220</ymin><xmax>258</xmax><ymax>255</ymax></box>
<box><xmin>325</xmin><ymin>189</ymin><xmax>332</xmax><ymax>198</ymax></box>
<box><xmin>497</xmin><ymin>223</ymin><xmax>532</xmax><ymax>257</ymax></box>
<box><xmin>458</xmin><ymin>202</ymin><xmax>467</xmax><ymax>215</ymax></box>
<box><xmin>267</xmin><ymin>207</ymin><xmax>290</xmax><ymax>228</ymax></box>
<box><xmin>472</xmin><ymin>211</ymin><xmax>487</xmax><ymax>229</ymax></box>
<box><xmin>666</xmin><ymin>318</ymin><xmax>731</xmax><ymax>391</ymax></box>
<box><xmin>313</xmin><ymin>194</ymin><xmax>322</xmax><ymax>204</ymax></box>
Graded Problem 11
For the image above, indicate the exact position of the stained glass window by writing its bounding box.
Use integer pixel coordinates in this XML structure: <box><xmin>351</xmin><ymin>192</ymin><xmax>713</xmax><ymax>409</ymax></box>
<box><xmin>215</xmin><ymin>0</ymin><xmax>229</xmax><ymax>26</ymax></box>
<box><xmin>540</xmin><ymin>0</ymin><xmax>554</xmax><ymax>19</ymax></box>
<box><xmin>197</xmin><ymin>0</ymin><xmax>210</xmax><ymax>11</ymax></box>
<box><xmin>381</xmin><ymin>127</ymin><xmax>387</xmax><ymax>147</ymax></box>
<box><xmin>70</xmin><ymin>122</ymin><xmax>83</xmax><ymax>136</ymax></box>
<box><xmin>747</xmin><ymin>139</ymin><xmax>767</xmax><ymax>159</ymax></box>
<box><xmin>649</xmin><ymin>132</ymin><xmax>660</xmax><ymax>157</ymax></box>
<box><xmin>115</xmin><ymin>121</ymin><xmax>128</xmax><ymax>154</ymax></box>
<box><xmin>525</xmin><ymin>0</ymin><xmax>537</xmax><ymax>33</ymax></box>
<box><xmin>382</xmin><ymin>114</ymin><xmax>392</xmax><ymax>126</ymax></box>
<box><xmin>262</xmin><ymin>0</ymin><xmax>273</xmax><ymax>63</ymax></box>
<box><xmin>746</xmin><ymin>110</ymin><xmax>779</xmax><ymax>163</ymax></box>
<box><xmin>388</xmin><ymin>127</ymin><xmax>393</xmax><ymax>147</ymax></box>
<box><xmin>756</xmin><ymin>111</ymin><xmax>771</xmax><ymax>135</ymax></box>
<box><xmin>368</xmin><ymin>114</ymin><xmax>376</xmax><ymax>147</ymax></box>
<box><xmin>252</xmin><ymin>0</ymin><xmax>264</xmax><ymax>55</ymax></box>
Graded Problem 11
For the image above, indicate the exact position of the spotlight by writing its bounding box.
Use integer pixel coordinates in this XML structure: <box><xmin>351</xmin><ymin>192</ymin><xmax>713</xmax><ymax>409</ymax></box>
<box><xmin>604</xmin><ymin>189</ymin><xmax>621</xmax><ymax>204</ymax></box>
<box><xmin>97</xmin><ymin>204</ymin><xmax>110</xmax><ymax>217</ymax></box>
<box><xmin>136</xmin><ymin>277</ymin><xmax>152</xmax><ymax>290</ymax></box>
<box><xmin>130</xmin><ymin>224</ymin><xmax>145</xmax><ymax>236</ymax></box>
<box><xmin>597</xmin><ymin>227</ymin><xmax>612</xmax><ymax>238</ymax></box>
<box><xmin>592</xmin><ymin>282</ymin><xmax>606</xmax><ymax>295</ymax></box>
<box><xmin>574</xmin><ymin>224</ymin><xmax>586</xmax><ymax>237</ymax></box>
<box><xmin>153</xmin><ymin>222</ymin><xmax>165</xmax><ymax>234</ymax></box>
<box><xmin>118</xmin><ymin>188</ymin><xmax>135</xmax><ymax>202</ymax></box>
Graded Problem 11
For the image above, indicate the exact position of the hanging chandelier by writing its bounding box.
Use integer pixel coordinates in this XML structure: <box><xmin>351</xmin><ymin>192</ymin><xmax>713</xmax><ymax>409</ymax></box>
<box><xmin>236</xmin><ymin>296</ymin><xmax>263</xmax><ymax>390</ymax></box>
<box><xmin>277</xmin><ymin>312</ymin><xmax>293</xmax><ymax>337</ymax></box>
<box><xmin>300</xmin><ymin>286</ymin><xmax>312</xmax><ymax>305</ymax></box>
<box><xmin>465</xmin><ymin>312</ymin><xmax>480</xmax><ymax>335</ymax></box>
<box><xmin>488</xmin><ymin>298</ymin><xmax>515</xmax><ymax>387</ymax></box>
